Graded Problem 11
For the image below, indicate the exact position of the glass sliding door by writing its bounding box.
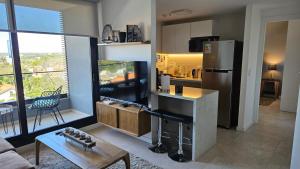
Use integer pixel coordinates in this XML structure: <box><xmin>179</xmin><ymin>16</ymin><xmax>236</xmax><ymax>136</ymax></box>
<box><xmin>17</xmin><ymin>33</ymin><xmax>94</xmax><ymax>133</ymax></box>
<box><xmin>12</xmin><ymin>0</ymin><xmax>98</xmax><ymax>133</ymax></box>
<box><xmin>0</xmin><ymin>0</ymin><xmax>98</xmax><ymax>145</ymax></box>
<box><xmin>0</xmin><ymin>32</ymin><xmax>20</xmax><ymax>138</ymax></box>
<box><xmin>17</xmin><ymin>33</ymin><xmax>70</xmax><ymax>132</ymax></box>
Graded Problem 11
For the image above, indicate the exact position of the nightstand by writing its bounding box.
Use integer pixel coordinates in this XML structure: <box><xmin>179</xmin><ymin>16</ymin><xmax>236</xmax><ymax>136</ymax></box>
<box><xmin>260</xmin><ymin>79</ymin><xmax>281</xmax><ymax>98</ymax></box>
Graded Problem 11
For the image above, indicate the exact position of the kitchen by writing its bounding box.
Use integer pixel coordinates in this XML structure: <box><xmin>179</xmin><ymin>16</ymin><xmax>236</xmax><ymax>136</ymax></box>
<box><xmin>156</xmin><ymin>13</ymin><xmax>245</xmax><ymax>127</ymax></box>
<box><xmin>152</xmin><ymin>3</ymin><xmax>246</xmax><ymax>161</ymax></box>
<box><xmin>96</xmin><ymin>0</ymin><xmax>246</xmax><ymax>163</ymax></box>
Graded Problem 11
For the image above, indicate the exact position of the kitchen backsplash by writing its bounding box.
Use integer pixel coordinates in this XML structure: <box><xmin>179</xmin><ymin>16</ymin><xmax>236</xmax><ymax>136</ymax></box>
<box><xmin>156</xmin><ymin>53</ymin><xmax>203</xmax><ymax>78</ymax></box>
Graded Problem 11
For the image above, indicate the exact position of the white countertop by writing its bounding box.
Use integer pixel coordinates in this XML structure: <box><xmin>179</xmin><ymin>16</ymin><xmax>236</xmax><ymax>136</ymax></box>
<box><xmin>171</xmin><ymin>77</ymin><xmax>202</xmax><ymax>83</ymax></box>
<box><xmin>155</xmin><ymin>85</ymin><xmax>217</xmax><ymax>101</ymax></box>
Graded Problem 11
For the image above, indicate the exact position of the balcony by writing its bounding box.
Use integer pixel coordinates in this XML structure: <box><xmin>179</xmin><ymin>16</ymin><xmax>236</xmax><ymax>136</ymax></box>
<box><xmin>0</xmin><ymin>106</ymin><xmax>90</xmax><ymax>138</ymax></box>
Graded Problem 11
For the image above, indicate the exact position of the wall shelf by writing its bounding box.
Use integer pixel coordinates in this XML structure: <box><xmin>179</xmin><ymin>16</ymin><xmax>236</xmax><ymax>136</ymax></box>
<box><xmin>98</xmin><ymin>42</ymin><xmax>148</xmax><ymax>46</ymax></box>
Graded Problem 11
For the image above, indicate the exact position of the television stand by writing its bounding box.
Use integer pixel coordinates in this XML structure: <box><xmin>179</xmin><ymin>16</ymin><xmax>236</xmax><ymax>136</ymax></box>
<box><xmin>120</xmin><ymin>103</ymin><xmax>129</xmax><ymax>107</ymax></box>
<box><xmin>96</xmin><ymin>101</ymin><xmax>151</xmax><ymax>137</ymax></box>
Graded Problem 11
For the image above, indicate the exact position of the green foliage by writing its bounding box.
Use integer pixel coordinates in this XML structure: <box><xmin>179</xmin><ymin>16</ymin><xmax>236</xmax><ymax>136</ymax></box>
<box><xmin>99</xmin><ymin>60</ymin><xmax>134</xmax><ymax>73</ymax></box>
<box><xmin>0</xmin><ymin>53</ymin><xmax>67</xmax><ymax>102</ymax></box>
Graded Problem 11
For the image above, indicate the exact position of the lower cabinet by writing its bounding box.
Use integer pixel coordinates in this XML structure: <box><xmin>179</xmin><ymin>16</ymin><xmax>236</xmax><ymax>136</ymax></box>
<box><xmin>97</xmin><ymin>102</ymin><xmax>118</xmax><ymax>128</ymax></box>
<box><xmin>96</xmin><ymin>102</ymin><xmax>151</xmax><ymax>137</ymax></box>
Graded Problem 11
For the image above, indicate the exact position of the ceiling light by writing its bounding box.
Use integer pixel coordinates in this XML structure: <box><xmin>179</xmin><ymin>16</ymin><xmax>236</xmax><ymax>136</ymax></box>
<box><xmin>162</xmin><ymin>9</ymin><xmax>193</xmax><ymax>18</ymax></box>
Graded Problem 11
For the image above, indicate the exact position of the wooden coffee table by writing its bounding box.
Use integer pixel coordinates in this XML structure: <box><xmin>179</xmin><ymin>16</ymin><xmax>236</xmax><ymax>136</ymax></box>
<box><xmin>35</xmin><ymin>129</ymin><xmax>130</xmax><ymax>169</ymax></box>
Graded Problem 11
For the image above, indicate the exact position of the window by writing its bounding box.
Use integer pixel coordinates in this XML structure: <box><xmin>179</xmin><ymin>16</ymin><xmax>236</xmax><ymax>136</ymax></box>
<box><xmin>0</xmin><ymin>0</ymin><xmax>8</xmax><ymax>30</ymax></box>
<box><xmin>0</xmin><ymin>0</ymin><xmax>97</xmax><ymax>140</ymax></box>
<box><xmin>0</xmin><ymin>31</ymin><xmax>21</xmax><ymax>138</ymax></box>
<box><xmin>14</xmin><ymin>5</ymin><xmax>63</xmax><ymax>33</ymax></box>
<box><xmin>0</xmin><ymin>32</ymin><xmax>15</xmax><ymax>102</ymax></box>
<box><xmin>18</xmin><ymin>33</ymin><xmax>68</xmax><ymax>99</ymax></box>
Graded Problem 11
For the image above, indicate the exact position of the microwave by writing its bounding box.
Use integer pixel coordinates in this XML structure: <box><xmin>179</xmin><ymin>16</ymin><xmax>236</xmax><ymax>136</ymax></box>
<box><xmin>189</xmin><ymin>36</ymin><xmax>219</xmax><ymax>52</ymax></box>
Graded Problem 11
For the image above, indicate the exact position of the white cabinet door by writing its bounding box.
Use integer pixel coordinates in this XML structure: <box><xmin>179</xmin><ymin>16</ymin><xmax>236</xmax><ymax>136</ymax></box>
<box><xmin>175</xmin><ymin>23</ymin><xmax>190</xmax><ymax>53</ymax></box>
<box><xmin>162</xmin><ymin>25</ymin><xmax>177</xmax><ymax>53</ymax></box>
<box><xmin>162</xmin><ymin>20</ymin><xmax>214</xmax><ymax>53</ymax></box>
<box><xmin>191</xmin><ymin>20</ymin><xmax>213</xmax><ymax>38</ymax></box>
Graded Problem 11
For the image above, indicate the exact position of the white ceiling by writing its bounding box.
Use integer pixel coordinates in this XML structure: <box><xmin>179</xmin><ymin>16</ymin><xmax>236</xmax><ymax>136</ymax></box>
<box><xmin>157</xmin><ymin>0</ymin><xmax>292</xmax><ymax>22</ymax></box>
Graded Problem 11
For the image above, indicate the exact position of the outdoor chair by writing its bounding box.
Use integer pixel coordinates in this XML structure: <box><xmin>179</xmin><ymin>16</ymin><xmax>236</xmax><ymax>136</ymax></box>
<box><xmin>30</xmin><ymin>86</ymin><xmax>65</xmax><ymax>132</ymax></box>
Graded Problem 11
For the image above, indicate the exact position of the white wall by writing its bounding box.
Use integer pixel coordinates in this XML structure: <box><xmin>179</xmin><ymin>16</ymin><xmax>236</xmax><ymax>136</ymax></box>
<box><xmin>212</xmin><ymin>10</ymin><xmax>246</xmax><ymax>41</ymax></box>
<box><xmin>100</xmin><ymin>44</ymin><xmax>151</xmax><ymax>62</ymax></box>
<box><xmin>281</xmin><ymin>20</ymin><xmax>300</xmax><ymax>112</ymax></box>
<box><xmin>66</xmin><ymin>36</ymin><xmax>93</xmax><ymax>115</ymax></box>
<box><xmin>238</xmin><ymin>3</ymin><xmax>262</xmax><ymax>131</ymax></box>
<box><xmin>156</xmin><ymin>21</ymin><xmax>162</xmax><ymax>52</ymax></box>
<box><xmin>291</xmin><ymin>86</ymin><xmax>300</xmax><ymax>169</ymax></box>
<box><xmin>62</xmin><ymin>3</ymin><xmax>98</xmax><ymax>37</ymax></box>
<box><xmin>238</xmin><ymin>0</ymin><xmax>300</xmax><ymax>131</ymax></box>
<box><xmin>98</xmin><ymin>0</ymin><xmax>151</xmax><ymax>41</ymax></box>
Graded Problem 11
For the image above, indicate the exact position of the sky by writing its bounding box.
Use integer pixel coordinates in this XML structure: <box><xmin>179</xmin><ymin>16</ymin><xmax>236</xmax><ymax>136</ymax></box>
<box><xmin>0</xmin><ymin>4</ymin><xmax>64</xmax><ymax>53</ymax></box>
<box><xmin>0</xmin><ymin>3</ymin><xmax>8</xmax><ymax>29</ymax></box>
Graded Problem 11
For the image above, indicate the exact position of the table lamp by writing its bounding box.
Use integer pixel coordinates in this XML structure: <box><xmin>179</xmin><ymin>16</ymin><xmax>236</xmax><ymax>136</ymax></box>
<box><xmin>268</xmin><ymin>64</ymin><xmax>277</xmax><ymax>79</ymax></box>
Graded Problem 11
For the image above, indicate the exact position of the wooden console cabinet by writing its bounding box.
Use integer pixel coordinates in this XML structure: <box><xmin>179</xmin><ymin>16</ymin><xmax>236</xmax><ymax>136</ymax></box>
<box><xmin>96</xmin><ymin>102</ymin><xmax>151</xmax><ymax>137</ymax></box>
<box><xmin>96</xmin><ymin>103</ymin><xmax>118</xmax><ymax>128</ymax></box>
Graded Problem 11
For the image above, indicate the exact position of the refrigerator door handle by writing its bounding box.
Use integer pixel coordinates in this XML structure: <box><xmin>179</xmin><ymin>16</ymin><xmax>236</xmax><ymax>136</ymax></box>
<box><xmin>204</xmin><ymin>68</ymin><xmax>214</xmax><ymax>72</ymax></box>
<box><xmin>212</xmin><ymin>69</ymin><xmax>232</xmax><ymax>73</ymax></box>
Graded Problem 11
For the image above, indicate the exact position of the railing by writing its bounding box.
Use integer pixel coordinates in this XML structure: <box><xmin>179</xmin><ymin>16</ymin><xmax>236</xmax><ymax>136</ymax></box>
<box><xmin>0</xmin><ymin>70</ymin><xmax>66</xmax><ymax>77</ymax></box>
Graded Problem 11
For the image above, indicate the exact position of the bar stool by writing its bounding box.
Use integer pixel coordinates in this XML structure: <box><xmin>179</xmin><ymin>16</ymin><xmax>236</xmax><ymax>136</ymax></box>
<box><xmin>146</xmin><ymin>109</ymin><xmax>167</xmax><ymax>153</ymax></box>
<box><xmin>162</xmin><ymin>110</ymin><xmax>193</xmax><ymax>162</ymax></box>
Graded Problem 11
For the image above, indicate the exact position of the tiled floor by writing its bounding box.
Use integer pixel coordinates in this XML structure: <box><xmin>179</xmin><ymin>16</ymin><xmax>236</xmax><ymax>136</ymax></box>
<box><xmin>88</xmin><ymin>99</ymin><xmax>295</xmax><ymax>169</ymax></box>
<box><xmin>0</xmin><ymin>110</ymin><xmax>90</xmax><ymax>138</ymax></box>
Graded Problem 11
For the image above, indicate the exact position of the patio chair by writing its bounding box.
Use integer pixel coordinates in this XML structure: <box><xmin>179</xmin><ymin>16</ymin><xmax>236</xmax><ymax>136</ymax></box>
<box><xmin>30</xmin><ymin>86</ymin><xmax>65</xmax><ymax>132</ymax></box>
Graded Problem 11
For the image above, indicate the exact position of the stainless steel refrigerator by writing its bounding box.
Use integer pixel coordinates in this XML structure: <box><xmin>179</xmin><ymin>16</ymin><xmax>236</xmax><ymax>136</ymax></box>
<box><xmin>202</xmin><ymin>40</ymin><xmax>243</xmax><ymax>128</ymax></box>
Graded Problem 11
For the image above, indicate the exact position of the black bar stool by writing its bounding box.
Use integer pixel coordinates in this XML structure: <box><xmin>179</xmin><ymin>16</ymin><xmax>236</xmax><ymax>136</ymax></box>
<box><xmin>146</xmin><ymin>109</ymin><xmax>167</xmax><ymax>153</ymax></box>
<box><xmin>161</xmin><ymin>110</ymin><xmax>193</xmax><ymax>162</ymax></box>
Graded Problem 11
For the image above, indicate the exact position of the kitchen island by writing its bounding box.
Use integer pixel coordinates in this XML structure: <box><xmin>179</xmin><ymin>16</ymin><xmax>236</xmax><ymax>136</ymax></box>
<box><xmin>154</xmin><ymin>86</ymin><xmax>218</xmax><ymax>161</ymax></box>
<box><xmin>170</xmin><ymin>77</ymin><xmax>202</xmax><ymax>88</ymax></box>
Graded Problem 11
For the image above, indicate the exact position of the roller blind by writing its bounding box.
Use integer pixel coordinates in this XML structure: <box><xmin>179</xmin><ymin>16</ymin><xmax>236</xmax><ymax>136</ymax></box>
<box><xmin>0</xmin><ymin>0</ymin><xmax>8</xmax><ymax>30</ymax></box>
<box><xmin>13</xmin><ymin>0</ymin><xmax>98</xmax><ymax>36</ymax></box>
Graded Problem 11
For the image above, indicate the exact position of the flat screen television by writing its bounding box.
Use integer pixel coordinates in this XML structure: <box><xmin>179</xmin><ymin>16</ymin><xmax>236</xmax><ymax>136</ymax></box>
<box><xmin>98</xmin><ymin>60</ymin><xmax>148</xmax><ymax>106</ymax></box>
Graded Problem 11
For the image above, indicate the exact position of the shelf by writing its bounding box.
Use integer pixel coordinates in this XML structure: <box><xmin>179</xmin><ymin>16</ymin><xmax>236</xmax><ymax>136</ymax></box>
<box><xmin>97</xmin><ymin>42</ymin><xmax>148</xmax><ymax>46</ymax></box>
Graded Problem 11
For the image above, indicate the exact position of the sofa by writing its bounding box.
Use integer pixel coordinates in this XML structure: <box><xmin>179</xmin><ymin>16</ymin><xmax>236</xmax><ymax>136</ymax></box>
<box><xmin>0</xmin><ymin>137</ymin><xmax>34</xmax><ymax>169</ymax></box>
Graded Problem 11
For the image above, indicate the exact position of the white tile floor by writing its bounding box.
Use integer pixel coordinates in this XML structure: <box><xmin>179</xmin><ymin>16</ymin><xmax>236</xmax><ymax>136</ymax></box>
<box><xmin>88</xmin><ymin>99</ymin><xmax>295</xmax><ymax>169</ymax></box>
<box><xmin>0</xmin><ymin>110</ymin><xmax>90</xmax><ymax>138</ymax></box>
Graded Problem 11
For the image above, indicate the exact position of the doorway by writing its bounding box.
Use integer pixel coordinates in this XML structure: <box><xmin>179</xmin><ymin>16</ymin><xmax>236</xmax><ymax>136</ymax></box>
<box><xmin>259</xmin><ymin>20</ymin><xmax>300</xmax><ymax>114</ymax></box>
<box><xmin>259</xmin><ymin>21</ymin><xmax>288</xmax><ymax>111</ymax></box>
<box><xmin>256</xmin><ymin>19</ymin><xmax>300</xmax><ymax>168</ymax></box>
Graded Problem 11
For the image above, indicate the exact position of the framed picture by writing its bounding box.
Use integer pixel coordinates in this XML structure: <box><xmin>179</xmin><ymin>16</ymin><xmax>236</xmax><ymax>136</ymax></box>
<box><xmin>126</xmin><ymin>25</ymin><xmax>142</xmax><ymax>42</ymax></box>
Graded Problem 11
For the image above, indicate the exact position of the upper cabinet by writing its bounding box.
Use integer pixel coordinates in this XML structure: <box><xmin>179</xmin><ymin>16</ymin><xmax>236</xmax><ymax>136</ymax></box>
<box><xmin>162</xmin><ymin>25</ymin><xmax>177</xmax><ymax>53</ymax></box>
<box><xmin>190</xmin><ymin>20</ymin><xmax>214</xmax><ymax>38</ymax></box>
<box><xmin>162</xmin><ymin>20</ymin><xmax>214</xmax><ymax>53</ymax></box>
<box><xmin>175</xmin><ymin>23</ymin><xmax>191</xmax><ymax>53</ymax></box>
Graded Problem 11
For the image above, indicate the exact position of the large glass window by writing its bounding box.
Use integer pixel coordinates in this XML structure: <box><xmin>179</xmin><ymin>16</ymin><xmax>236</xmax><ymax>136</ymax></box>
<box><xmin>0</xmin><ymin>32</ymin><xmax>20</xmax><ymax>138</ymax></box>
<box><xmin>17</xmin><ymin>33</ymin><xmax>94</xmax><ymax>133</ymax></box>
<box><xmin>15</xmin><ymin>5</ymin><xmax>63</xmax><ymax>33</ymax></box>
<box><xmin>18</xmin><ymin>33</ymin><xmax>68</xmax><ymax>98</ymax></box>
<box><xmin>0</xmin><ymin>0</ymin><xmax>9</xmax><ymax>30</ymax></box>
<box><xmin>0</xmin><ymin>0</ymin><xmax>97</xmax><ymax>139</ymax></box>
